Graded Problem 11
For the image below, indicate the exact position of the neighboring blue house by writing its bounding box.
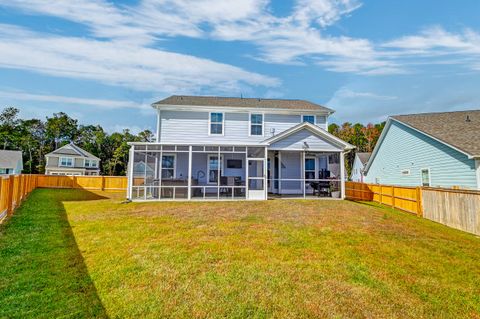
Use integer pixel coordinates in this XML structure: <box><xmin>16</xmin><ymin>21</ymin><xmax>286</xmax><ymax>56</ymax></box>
<box><xmin>0</xmin><ymin>150</ymin><xmax>23</xmax><ymax>175</ymax></box>
<box><xmin>127</xmin><ymin>95</ymin><xmax>354</xmax><ymax>201</ymax></box>
<box><xmin>364</xmin><ymin>110</ymin><xmax>480</xmax><ymax>190</ymax></box>
<box><xmin>350</xmin><ymin>152</ymin><xmax>371</xmax><ymax>183</ymax></box>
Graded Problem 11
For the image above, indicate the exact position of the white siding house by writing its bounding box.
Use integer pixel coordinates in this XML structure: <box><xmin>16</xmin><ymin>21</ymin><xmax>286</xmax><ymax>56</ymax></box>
<box><xmin>365</xmin><ymin>110</ymin><xmax>480</xmax><ymax>190</ymax></box>
<box><xmin>350</xmin><ymin>152</ymin><xmax>371</xmax><ymax>182</ymax></box>
<box><xmin>127</xmin><ymin>95</ymin><xmax>354</xmax><ymax>201</ymax></box>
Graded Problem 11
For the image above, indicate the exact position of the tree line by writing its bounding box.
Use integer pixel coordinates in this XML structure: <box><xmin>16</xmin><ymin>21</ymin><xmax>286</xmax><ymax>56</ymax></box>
<box><xmin>0</xmin><ymin>107</ymin><xmax>154</xmax><ymax>175</ymax></box>
<box><xmin>1</xmin><ymin>106</ymin><xmax>385</xmax><ymax>176</ymax></box>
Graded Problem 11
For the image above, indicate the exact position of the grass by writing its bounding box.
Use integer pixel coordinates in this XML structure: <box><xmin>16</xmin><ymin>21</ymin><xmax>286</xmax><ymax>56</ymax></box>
<box><xmin>1</xmin><ymin>189</ymin><xmax>480</xmax><ymax>318</ymax></box>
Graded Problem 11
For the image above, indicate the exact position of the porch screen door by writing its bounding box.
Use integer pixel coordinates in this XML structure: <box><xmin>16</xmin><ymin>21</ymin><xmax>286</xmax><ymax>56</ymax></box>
<box><xmin>247</xmin><ymin>159</ymin><xmax>266</xmax><ymax>200</ymax></box>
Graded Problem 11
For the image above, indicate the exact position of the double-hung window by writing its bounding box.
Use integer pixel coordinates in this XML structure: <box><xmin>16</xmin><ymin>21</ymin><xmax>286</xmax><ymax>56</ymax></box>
<box><xmin>85</xmin><ymin>159</ymin><xmax>97</xmax><ymax>168</ymax></box>
<box><xmin>208</xmin><ymin>155</ymin><xmax>223</xmax><ymax>183</ymax></box>
<box><xmin>59</xmin><ymin>157</ymin><xmax>73</xmax><ymax>167</ymax></box>
<box><xmin>161</xmin><ymin>155</ymin><xmax>175</xmax><ymax>179</ymax></box>
<box><xmin>305</xmin><ymin>157</ymin><xmax>316</xmax><ymax>180</ymax></box>
<box><xmin>250</xmin><ymin>113</ymin><xmax>263</xmax><ymax>136</ymax></box>
<box><xmin>209</xmin><ymin>112</ymin><xmax>224</xmax><ymax>135</ymax></box>
<box><xmin>421</xmin><ymin>168</ymin><xmax>430</xmax><ymax>186</ymax></box>
<box><xmin>302</xmin><ymin>115</ymin><xmax>316</xmax><ymax>124</ymax></box>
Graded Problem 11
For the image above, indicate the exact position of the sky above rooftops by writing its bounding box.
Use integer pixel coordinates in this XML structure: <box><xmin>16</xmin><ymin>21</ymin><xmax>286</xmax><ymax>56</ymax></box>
<box><xmin>0</xmin><ymin>0</ymin><xmax>479</xmax><ymax>133</ymax></box>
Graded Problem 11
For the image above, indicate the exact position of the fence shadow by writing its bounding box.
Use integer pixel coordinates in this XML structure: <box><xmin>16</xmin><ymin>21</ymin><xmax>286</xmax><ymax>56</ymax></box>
<box><xmin>0</xmin><ymin>189</ymin><xmax>109</xmax><ymax>318</ymax></box>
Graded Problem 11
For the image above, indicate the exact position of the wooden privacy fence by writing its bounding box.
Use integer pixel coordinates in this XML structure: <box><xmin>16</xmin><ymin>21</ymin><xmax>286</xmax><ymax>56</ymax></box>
<box><xmin>346</xmin><ymin>181</ymin><xmax>480</xmax><ymax>235</ymax></box>
<box><xmin>0</xmin><ymin>175</ymin><xmax>37</xmax><ymax>222</ymax></box>
<box><xmin>0</xmin><ymin>175</ymin><xmax>127</xmax><ymax>223</ymax></box>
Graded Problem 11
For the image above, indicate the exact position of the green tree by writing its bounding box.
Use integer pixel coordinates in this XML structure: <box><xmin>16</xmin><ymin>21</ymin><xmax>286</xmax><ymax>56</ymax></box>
<box><xmin>45</xmin><ymin>112</ymin><xmax>78</xmax><ymax>149</ymax></box>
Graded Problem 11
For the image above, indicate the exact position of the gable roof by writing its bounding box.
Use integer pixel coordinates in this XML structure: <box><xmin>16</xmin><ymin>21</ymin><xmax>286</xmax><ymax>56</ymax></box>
<box><xmin>153</xmin><ymin>95</ymin><xmax>334</xmax><ymax>113</ymax></box>
<box><xmin>391</xmin><ymin>110</ymin><xmax>480</xmax><ymax>158</ymax></box>
<box><xmin>262</xmin><ymin>122</ymin><xmax>355</xmax><ymax>151</ymax></box>
<box><xmin>46</xmin><ymin>143</ymin><xmax>100</xmax><ymax>160</ymax></box>
<box><xmin>356</xmin><ymin>152</ymin><xmax>371</xmax><ymax>165</ymax></box>
<box><xmin>0</xmin><ymin>150</ymin><xmax>22</xmax><ymax>169</ymax></box>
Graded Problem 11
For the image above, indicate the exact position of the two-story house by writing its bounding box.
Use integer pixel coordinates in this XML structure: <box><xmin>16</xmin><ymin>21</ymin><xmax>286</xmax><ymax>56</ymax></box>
<box><xmin>127</xmin><ymin>95</ymin><xmax>354</xmax><ymax>201</ymax></box>
<box><xmin>45</xmin><ymin>143</ymin><xmax>101</xmax><ymax>176</ymax></box>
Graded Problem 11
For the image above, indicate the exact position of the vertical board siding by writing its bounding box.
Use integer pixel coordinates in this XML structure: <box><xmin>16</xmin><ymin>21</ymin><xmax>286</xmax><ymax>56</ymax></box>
<box><xmin>159</xmin><ymin>110</ymin><xmax>328</xmax><ymax>144</ymax></box>
<box><xmin>365</xmin><ymin>121</ymin><xmax>477</xmax><ymax>189</ymax></box>
<box><xmin>422</xmin><ymin>188</ymin><xmax>480</xmax><ymax>235</ymax></box>
<box><xmin>346</xmin><ymin>181</ymin><xmax>480</xmax><ymax>235</ymax></box>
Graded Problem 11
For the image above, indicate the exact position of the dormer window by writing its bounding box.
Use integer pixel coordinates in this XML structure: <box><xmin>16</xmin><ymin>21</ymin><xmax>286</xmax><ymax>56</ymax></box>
<box><xmin>250</xmin><ymin>113</ymin><xmax>263</xmax><ymax>136</ymax></box>
<box><xmin>85</xmin><ymin>159</ymin><xmax>97</xmax><ymax>168</ymax></box>
<box><xmin>302</xmin><ymin>115</ymin><xmax>316</xmax><ymax>124</ymax></box>
<box><xmin>209</xmin><ymin>112</ymin><xmax>224</xmax><ymax>135</ymax></box>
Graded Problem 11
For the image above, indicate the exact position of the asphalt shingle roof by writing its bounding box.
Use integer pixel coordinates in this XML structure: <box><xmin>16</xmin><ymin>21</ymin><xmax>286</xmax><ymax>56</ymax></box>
<box><xmin>153</xmin><ymin>95</ymin><xmax>334</xmax><ymax>112</ymax></box>
<box><xmin>392</xmin><ymin>110</ymin><xmax>480</xmax><ymax>157</ymax></box>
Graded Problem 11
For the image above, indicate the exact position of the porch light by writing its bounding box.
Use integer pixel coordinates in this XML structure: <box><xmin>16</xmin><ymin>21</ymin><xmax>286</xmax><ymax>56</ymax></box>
<box><xmin>303</xmin><ymin>142</ymin><xmax>310</xmax><ymax>150</ymax></box>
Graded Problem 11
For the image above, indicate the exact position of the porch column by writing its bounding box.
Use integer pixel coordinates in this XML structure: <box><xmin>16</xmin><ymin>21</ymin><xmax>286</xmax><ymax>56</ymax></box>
<box><xmin>187</xmin><ymin>145</ymin><xmax>192</xmax><ymax>200</ymax></box>
<box><xmin>264</xmin><ymin>146</ymin><xmax>268</xmax><ymax>200</ymax></box>
<box><xmin>302</xmin><ymin>151</ymin><xmax>306</xmax><ymax>198</ymax></box>
<box><xmin>340</xmin><ymin>151</ymin><xmax>346</xmax><ymax>199</ymax></box>
<box><xmin>127</xmin><ymin>145</ymin><xmax>134</xmax><ymax>200</ymax></box>
<box><xmin>278</xmin><ymin>151</ymin><xmax>282</xmax><ymax>195</ymax></box>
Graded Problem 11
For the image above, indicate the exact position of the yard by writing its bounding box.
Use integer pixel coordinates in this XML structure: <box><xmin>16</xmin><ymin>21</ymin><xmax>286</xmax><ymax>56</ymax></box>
<box><xmin>1</xmin><ymin>189</ymin><xmax>479</xmax><ymax>318</ymax></box>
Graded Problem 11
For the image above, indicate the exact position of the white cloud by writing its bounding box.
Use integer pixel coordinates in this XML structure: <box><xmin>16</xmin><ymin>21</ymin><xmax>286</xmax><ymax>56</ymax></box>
<box><xmin>330</xmin><ymin>88</ymin><xmax>398</xmax><ymax>101</ymax></box>
<box><xmin>0</xmin><ymin>24</ymin><xmax>278</xmax><ymax>93</ymax></box>
<box><xmin>0</xmin><ymin>90</ymin><xmax>147</xmax><ymax>110</ymax></box>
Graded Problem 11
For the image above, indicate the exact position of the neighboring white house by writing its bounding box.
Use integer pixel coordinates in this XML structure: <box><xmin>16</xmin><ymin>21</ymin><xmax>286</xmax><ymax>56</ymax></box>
<box><xmin>364</xmin><ymin>110</ymin><xmax>480</xmax><ymax>190</ymax></box>
<box><xmin>350</xmin><ymin>152</ymin><xmax>371</xmax><ymax>182</ymax></box>
<box><xmin>45</xmin><ymin>143</ymin><xmax>100</xmax><ymax>176</ymax></box>
<box><xmin>127</xmin><ymin>95</ymin><xmax>354</xmax><ymax>201</ymax></box>
<box><xmin>0</xmin><ymin>150</ymin><xmax>23</xmax><ymax>175</ymax></box>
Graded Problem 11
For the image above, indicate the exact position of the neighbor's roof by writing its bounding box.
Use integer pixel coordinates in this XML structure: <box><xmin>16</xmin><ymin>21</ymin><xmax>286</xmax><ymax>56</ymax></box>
<box><xmin>392</xmin><ymin>110</ymin><xmax>480</xmax><ymax>157</ymax></box>
<box><xmin>0</xmin><ymin>150</ymin><xmax>22</xmax><ymax>169</ymax></box>
<box><xmin>46</xmin><ymin>143</ymin><xmax>100</xmax><ymax>160</ymax></box>
<box><xmin>356</xmin><ymin>152</ymin><xmax>371</xmax><ymax>165</ymax></box>
<box><xmin>153</xmin><ymin>95</ymin><xmax>334</xmax><ymax>113</ymax></box>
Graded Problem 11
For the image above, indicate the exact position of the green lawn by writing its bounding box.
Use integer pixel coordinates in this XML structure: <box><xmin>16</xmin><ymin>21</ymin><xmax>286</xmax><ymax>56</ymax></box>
<box><xmin>1</xmin><ymin>189</ymin><xmax>480</xmax><ymax>318</ymax></box>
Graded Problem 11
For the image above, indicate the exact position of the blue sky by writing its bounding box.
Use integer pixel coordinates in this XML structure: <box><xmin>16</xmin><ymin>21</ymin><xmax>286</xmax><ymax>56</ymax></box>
<box><xmin>0</xmin><ymin>0</ymin><xmax>479</xmax><ymax>133</ymax></box>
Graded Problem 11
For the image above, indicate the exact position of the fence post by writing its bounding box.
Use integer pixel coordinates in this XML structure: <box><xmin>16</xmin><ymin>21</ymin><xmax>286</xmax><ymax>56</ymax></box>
<box><xmin>416</xmin><ymin>187</ymin><xmax>423</xmax><ymax>217</ymax></box>
<box><xmin>7</xmin><ymin>175</ymin><xmax>15</xmax><ymax>215</ymax></box>
<box><xmin>379</xmin><ymin>185</ymin><xmax>383</xmax><ymax>204</ymax></box>
<box><xmin>101</xmin><ymin>176</ymin><xmax>105</xmax><ymax>191</ymax></box>
<box><xmin>391</xmin><ymin>185</ymin><xmax>395</xmax><ymax>209</ymax></box>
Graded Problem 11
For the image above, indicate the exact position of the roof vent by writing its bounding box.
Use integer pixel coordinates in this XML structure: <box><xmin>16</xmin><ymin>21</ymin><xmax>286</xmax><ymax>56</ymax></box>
<box><xmin>466</xmin><ymin>115</ymin><xmax>471</xmax><ymax>122</ymax></box>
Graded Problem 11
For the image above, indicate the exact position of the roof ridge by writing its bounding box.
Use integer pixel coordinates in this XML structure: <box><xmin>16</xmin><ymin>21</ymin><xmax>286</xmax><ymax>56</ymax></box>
<box><xmin>392</xmin><ymin>109</ymin><xmax>480</xmax><ymax>118</ymax></box>
<box><xmin>169</xmin><ymin>95</ymin><xmax>307</xmax><ymax>102</ymax></box>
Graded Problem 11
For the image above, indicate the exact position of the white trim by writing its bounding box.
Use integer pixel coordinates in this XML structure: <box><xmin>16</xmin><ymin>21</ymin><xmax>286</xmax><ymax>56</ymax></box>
<box><xmin>153</xmin><ymin>104</ymin><xmax>334</xmax><ymax>116</ymax></box>
<box><xmin>340</xmin><ymin>151</ymin><xmax>346</xmax><ymax>199</ymax></box>
<box><xmin>301</xmin><ymin>114</ymin><xmax>316</xmax><ymax>125</ymax></box>
<box><xmin>248</xmin><ymin>112</ymin><xmax>264</xmax><ymax>137</ymax></box>
<box><xmin>208</xmin><ymin>111</ymin><xmax>225</xmax><ymax>136</ymax></box>
<box><xmin>59</xmin><ymin>156</ymin><xmax>74</xmax><ymax>167</ymax></box>
<box><xmin>161</xmin><ymin>153</ymin><xmax>176</xmax><ymax>179</ymax></box>
<box><xmin>420</xmin><ymin>167</ymin><xmax>431</xmax><ymax>187</ymax></box>
<box><xmin>207</xmin><ymin>154</ymin><xmax>223</xmax><ymax>184</ymax></box>
<box><xmin>156</xmin><ymin>109</ymin><xmax>161</xmax><ymax>142</ymax></box>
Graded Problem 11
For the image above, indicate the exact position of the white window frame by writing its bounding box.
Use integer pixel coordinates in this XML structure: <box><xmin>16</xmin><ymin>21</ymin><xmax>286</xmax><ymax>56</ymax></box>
<box><xmin>207</xmin><ymin>154</ymin><xmax>224</xmax><ymax>184</ymax></box>
<box><xmin>249</xmin><ymin>113</ymin><xmax>264</xmax><ymax>136</ymax></box>
<box><xmin>304</xmin><ymin>156</ymin><xmax>316</xmax><ymax>181</ymax></box>
<box><xmin>59</xmin><ymin>157</ymin><xmax>74</xmax><ymax>167</ymax></box>
<box><xmin>84</xmin><ymin>159</ymin><xmax>98</xmax><ymax>168</ymax></box>
<box><xmin>420</xmin><ymin>168</ymin><xmax>431</xmax><ymax>187</ymax></box>
<box><xmin>301</xmin><ymin>115</ymin><xmax>316</xmax><ymax>125</ymax></box>
<box><xmin>161</xmin><ymin>154</ymin><xmax>176</xmax><ymax>179</ymax></box>
<box><xmin>208</xmin><ymin>112</ymin><xmax>225</xmax><ymax>136</ymax></box>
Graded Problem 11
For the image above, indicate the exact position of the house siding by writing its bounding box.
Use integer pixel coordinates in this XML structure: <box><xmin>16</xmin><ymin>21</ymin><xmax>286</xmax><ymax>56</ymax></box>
<box><xmin>351</xmin><ymin>155</ymin><xmax>364</xmax><ymax>182</ymax></box>
<box><xmin>159</xmin><ymin>110</ymin><xmax>327</xmax><ymax>144</ymax></box>
<box><xmin>365</xmin><ymin>121</ymin><xmax>477</xmax><ymax>189</ymax></box>
<box><xmin>270</xmin><ymin>129</ymin><xmax>339</xmax><ymax>151</ymax></box>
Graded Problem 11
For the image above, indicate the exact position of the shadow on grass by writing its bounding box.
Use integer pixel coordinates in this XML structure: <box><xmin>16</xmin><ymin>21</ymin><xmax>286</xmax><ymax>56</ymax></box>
<box><xmin>0</xmin><ymin>189</ymin><xmax>109</xmax><ymax>318</ymax></box>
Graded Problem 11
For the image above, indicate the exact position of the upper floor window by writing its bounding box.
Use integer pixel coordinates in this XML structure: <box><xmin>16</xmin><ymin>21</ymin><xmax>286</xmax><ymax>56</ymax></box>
<box><xmin>59</xmin><ymin>157</ymin><xmax>73</xmax><ymax>167</ymax></box>
<box><xmin>209</xmin><ymin>112</ymin><xmax>224</xmax><ymax>135</ymax></box>
<box><xmin>302</xmin><ymin>115</ymin><xmax>316</xmax><ymax>124</ymax></box>
<box><xmin>85</xmin><ymin>159</ymin><xmax>97</xmax><ymax>168</ymax></box>
<box><xmin>250</xmin><ymin>113</ymin><xmax>263</xmax><ymax>136</ymax></box>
